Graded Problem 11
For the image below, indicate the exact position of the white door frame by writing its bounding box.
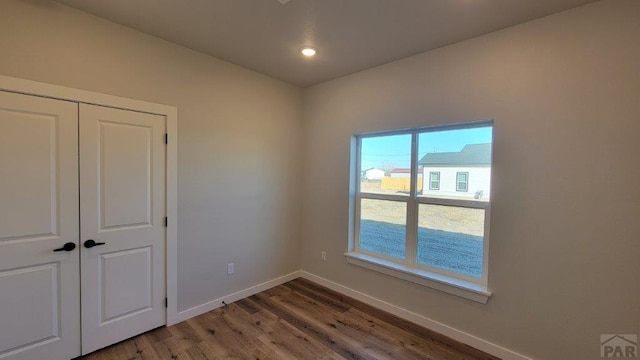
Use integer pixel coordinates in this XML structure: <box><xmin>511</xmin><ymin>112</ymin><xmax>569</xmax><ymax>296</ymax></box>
<box><xmin>0</xmin><ymin>75</ymin><xmax>180</xmax><ymax>326</ymax></box>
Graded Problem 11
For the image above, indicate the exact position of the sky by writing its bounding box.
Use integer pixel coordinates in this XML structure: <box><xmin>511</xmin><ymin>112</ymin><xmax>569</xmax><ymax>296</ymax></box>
<box><xmin>361</xmin><ymin>126</ymin><xmax>493</xmax><ymax>170</ymax></box>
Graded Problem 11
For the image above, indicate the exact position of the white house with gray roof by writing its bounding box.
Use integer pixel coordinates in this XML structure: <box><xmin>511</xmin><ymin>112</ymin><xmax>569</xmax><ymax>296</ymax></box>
<box><xmin>419</xmin><ymin>143</ymin><xmax>491</xmax><ymax>200</ymax></box>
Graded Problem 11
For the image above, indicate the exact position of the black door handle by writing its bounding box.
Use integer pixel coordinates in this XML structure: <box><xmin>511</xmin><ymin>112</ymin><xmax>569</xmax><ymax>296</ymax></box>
<box><xmin>84</xmin><ymin>239</ymin><xmax>106</xmax><ymax>248</ymax></box>
<box><xmin>54</xmin><ymin>242</ymin><xmax>76</xmax><ymax>252</ymax></box>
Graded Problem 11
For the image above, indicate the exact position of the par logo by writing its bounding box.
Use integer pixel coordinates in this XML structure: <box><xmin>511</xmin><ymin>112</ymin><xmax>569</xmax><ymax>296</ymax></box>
<box><xmin>601</xmin><ymin>334</ymin><xmax>638</xmax><ymax>358</ymax></box>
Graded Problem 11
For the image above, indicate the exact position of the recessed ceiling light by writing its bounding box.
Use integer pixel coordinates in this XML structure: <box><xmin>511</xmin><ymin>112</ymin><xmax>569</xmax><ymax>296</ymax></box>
<box><xmin>300</xmin><ymin>47</ymin><xmax>318</xmax><ymax>57</ymax></box>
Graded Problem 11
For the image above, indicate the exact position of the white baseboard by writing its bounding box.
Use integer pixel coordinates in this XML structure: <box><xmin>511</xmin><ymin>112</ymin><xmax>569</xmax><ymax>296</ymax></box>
<box><xmin>172</xmin><ymin>270</ymin><xmax>302</xmax><ymax>324</ymax></box>
<box><xmin>300</xmin><ymin>271</ymin><xmax>533</xmax><ymax>360</ymax></box>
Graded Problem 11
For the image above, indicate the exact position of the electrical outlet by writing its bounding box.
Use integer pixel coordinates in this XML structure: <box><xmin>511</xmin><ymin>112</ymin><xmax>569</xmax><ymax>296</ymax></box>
<box><xmin>321</xmin><ymin>251</ymin><xmax>327</xmax><ymax>261</ymax></box>
<box><xmin>227</xmin><ymin>263</ymin><xmax>234</xmax><ymax>275</ymax></box>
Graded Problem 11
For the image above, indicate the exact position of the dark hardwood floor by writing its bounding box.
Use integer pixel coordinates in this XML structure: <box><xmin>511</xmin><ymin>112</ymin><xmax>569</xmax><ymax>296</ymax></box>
<box><xmin>83</xmin><ymin>278</ymin><xmax>499</xmax><ymax>360</ymax></box>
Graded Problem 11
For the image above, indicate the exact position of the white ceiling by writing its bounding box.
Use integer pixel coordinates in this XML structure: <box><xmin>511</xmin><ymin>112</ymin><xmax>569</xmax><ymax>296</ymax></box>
<box><xmin>55</xmin><ymin>0</ymin><xmax>598</xmax><ymax>87</ymax></box>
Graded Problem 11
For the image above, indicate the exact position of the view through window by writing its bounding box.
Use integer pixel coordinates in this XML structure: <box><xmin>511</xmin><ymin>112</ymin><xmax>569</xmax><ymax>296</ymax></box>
<box><xmin>355</xmin><ymin>122</ymin><xmax>492</xmax><ymax>282</ymax></box>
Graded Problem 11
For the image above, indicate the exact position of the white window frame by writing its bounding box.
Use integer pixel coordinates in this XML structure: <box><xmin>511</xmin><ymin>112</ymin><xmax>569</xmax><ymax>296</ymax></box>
<box><xmin>429</xmin><ymin>171</ymin><xmax>440</xmax><ymax>190</ymax></box>
<box><xmin>456</xmin><ymin>172</ymin><xmax>469</xmax><ymax>192</ymax></box>
<box><xmin>346</xmin><ymin>120</ymin><xmax>493</xmax><ymax>303</ymax></box>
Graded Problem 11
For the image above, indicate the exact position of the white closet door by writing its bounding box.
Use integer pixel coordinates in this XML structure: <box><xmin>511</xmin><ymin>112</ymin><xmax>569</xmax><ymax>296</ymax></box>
<box><xmin>0</xmin><ymin>92</ymin><xmax>80</xmax><ymax>360</ymax></box>
<box><xmin>79</xmin><ymin>104</ymin><xmax>166</xmax><ymax>355</ymax></box>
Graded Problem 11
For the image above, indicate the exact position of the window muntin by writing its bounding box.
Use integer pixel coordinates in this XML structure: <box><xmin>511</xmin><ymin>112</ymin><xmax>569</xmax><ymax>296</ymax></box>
<box><xmin>428</xmin><ymin>172</ymin><xmax>440</xmax><ymax>190</ymax></box>
<box><xmin>354</xmin><ymin>122</ymin><xmax>492</xmax><ymax>284</ymax></box>
<box><xmin>456</xmin><ymin>172</ymin><xmax>469</xmax><ymax>192</ymax></box>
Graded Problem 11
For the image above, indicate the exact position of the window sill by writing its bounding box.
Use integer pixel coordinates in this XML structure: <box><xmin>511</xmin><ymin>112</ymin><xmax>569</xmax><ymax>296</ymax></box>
<box><xmin>344</xmin><ymin>252</ymin><xmax>491</xmax><ymax>304</ymax></box>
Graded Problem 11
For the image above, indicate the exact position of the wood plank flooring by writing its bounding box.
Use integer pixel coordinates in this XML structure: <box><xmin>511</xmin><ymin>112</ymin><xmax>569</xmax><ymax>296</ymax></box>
<box><xmin>82</xmin><ymin>278</ymin><xmax>499</xmax><ymax>360</ymax></box>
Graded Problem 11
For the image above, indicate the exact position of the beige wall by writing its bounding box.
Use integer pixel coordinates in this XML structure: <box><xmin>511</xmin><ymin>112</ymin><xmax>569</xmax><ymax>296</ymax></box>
<box><xmin>0</xmin><ymin>0</ymin><xmax>302</xmax><ymax>312</ymax></box>
<box><xmin>301</xmin><ymin>1</ymin><xmax>640</xmax><ymax>359</ymax></box>
<box><xmin>2</xmin><ymin>0</ymin><xmax>639</xmax><ymax>359</ymax></box>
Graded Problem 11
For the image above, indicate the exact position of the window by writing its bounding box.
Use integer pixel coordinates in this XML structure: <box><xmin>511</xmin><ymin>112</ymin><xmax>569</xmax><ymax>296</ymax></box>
<box><xmin>428</xmin><ymin>172</ymin><xmax>440</xmax><ymax>190</ymax></box>
<box><xmin>348</xmin><ymin>122</ymin><xmax>493</xmax><ymax>302</ymax></box>
<box><xmin>456</xmin><ymin>172</ymin><xmax>469</xmax><ymax>192</ymax></box>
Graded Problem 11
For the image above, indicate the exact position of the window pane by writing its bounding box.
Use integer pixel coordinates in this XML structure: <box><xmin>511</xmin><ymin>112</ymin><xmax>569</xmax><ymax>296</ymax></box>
<box><xmin>428</xmin><ymin>172</ymin><xmax>440</xmax><ymax>190</ymax></box>
<box><xmin>418</xmin><ymin>127</ymin><xmax>492</xmax><ymax>201</ymax></box>
<box><xmin>456</xmin><ymin>172</ymin><xmax>469</xmax><ymax>192</ymax></box>
<box><xmin>360</xmin><ymin>134</ymin><xmax>411</xmax><ymax>196</ymax></box>
<box><xmin>359</xmin><ymin>199</ymin><xmax>406</xmax><ymax>259</ymax></box>
<box><xmin>417</xmin><ymin>204</ymin><xmax>484</xmax><ymax>278</ymax></box>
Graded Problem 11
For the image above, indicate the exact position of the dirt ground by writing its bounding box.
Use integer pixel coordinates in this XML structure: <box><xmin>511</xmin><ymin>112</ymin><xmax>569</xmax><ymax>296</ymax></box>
<box><xmin>360</xmin><ymin>198</ymin><xmax>485</xmax><ymax>237</ymax></box>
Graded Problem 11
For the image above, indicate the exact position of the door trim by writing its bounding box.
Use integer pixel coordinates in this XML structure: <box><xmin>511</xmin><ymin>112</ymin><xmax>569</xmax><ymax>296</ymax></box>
<box><xmin>0</xmin><ymin>75</ymin><xmax>180</xmax><ymax>326</ymax></box>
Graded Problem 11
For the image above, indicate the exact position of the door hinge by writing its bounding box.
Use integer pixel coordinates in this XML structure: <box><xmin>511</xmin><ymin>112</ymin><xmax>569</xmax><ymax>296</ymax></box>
<box><xmin>165</xmin><ymin>297</ymin><xmax>168</xmax><ymax>308</ymax></box>
<box><xmin>164</xmin><ymin>133</ymin><xmax>168</xmax><ymax>145</ymax></box>
<box><xmin>164</xmin><ymin>217</ymin><xmax>168</xmax><ymax>227</ymax></box>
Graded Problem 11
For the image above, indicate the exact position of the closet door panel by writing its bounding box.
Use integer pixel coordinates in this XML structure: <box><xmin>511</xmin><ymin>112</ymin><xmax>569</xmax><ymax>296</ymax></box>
<box><xmin>80</xmin><ymin>104</ymin><xmax>166</xmax><ymax>355</ymax></box>
<box><xmin>0</xmin><ymin>91</ymin><xmax>80</xmax><ymax>360</ymax></box>
<box><xmin>100</xmin><ymin>121</ymin><xmax>152</xmax><ymax>228</ymax></box>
